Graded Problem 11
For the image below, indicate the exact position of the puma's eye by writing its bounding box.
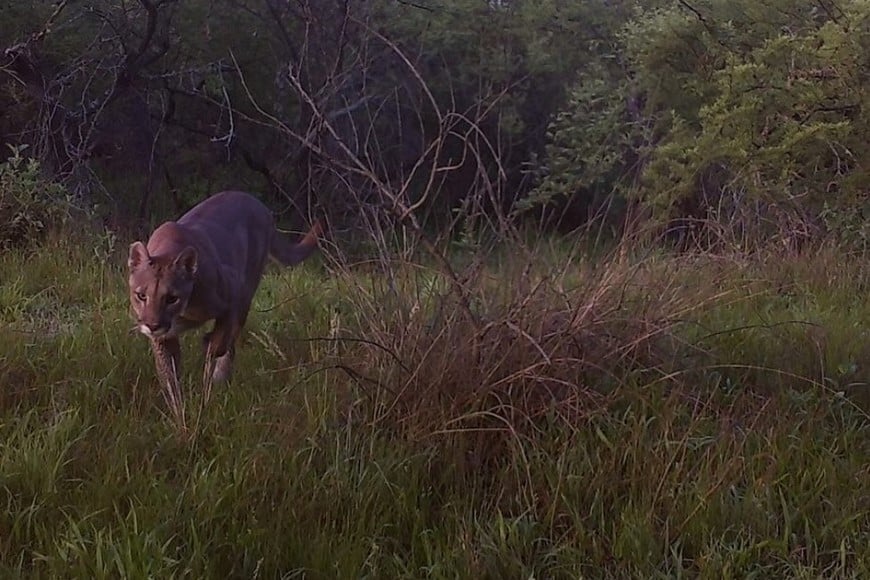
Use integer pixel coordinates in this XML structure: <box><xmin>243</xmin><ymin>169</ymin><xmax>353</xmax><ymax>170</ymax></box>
<box><xmin>165</xmin><ymin>295</ymin><xmax>179</xmax><ymax>305</ymax></box>
<box><xmin>135</xmin><ymin>291</ymin><xmax>147</xmax><ymax>302</ymax></box>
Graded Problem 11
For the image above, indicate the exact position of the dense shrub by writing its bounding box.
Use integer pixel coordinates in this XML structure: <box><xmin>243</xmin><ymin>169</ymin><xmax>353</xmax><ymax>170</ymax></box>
<box><xmin>530</xmin><ymin>0</ymin><xmax>868</xmax><ymax>247</ymax></box>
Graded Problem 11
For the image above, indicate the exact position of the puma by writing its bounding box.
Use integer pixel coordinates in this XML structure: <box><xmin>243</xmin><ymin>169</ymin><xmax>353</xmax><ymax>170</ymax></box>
<box><xmin>127</xmin><ymin>191</ymin><xmax>321</xmax><ymax>392</ymax></box>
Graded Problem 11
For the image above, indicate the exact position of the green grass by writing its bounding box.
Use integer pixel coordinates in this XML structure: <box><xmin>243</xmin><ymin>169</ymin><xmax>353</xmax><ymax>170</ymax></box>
<box><xmin>0</xmin><ymin>237</ymin><xmax>868</xmax><ymax>578</ymax></box>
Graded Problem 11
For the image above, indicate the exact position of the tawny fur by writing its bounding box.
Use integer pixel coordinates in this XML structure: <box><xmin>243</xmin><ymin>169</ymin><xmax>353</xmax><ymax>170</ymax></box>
<box><xmin>127</xmin><ymin>191</ymin><xmax>321</xmax><ymax>391</ymax></box>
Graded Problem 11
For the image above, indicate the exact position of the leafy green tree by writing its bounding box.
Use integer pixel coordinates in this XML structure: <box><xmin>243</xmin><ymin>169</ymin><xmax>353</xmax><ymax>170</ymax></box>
<box><xmin>636</xmin><ymin>1</ymin><xmax>868</xmax><ymax>219</ymax></box>
<box><xmin>532</xmin><ymin>0</ymin><xmax>868</xmax><ymax>245</ymax></box>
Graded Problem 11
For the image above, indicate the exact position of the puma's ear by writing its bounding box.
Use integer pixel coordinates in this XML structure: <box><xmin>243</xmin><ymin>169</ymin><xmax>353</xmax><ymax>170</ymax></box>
<box><xmin>173</xmin><ymin>246</ymin><xmax>198</xmax><ymax>277</ymax></box>
<box><xmin>128</xmin><ymin>242</ymin><xmax>150</xmax><ymax>271</ymax></box>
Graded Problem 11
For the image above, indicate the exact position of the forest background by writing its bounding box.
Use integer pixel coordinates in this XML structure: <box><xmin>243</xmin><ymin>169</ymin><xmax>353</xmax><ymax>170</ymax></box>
<box><xmin>1</xmin><ymin>0</ymin><xmax>866</xmax><ymax>247</ymax></box>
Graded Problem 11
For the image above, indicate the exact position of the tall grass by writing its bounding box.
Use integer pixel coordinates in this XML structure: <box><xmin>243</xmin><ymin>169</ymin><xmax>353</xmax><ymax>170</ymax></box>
<box><xmin>0</xmin><ymin>233</ymin><xmax>867</xmax><ymax>578</ymax></box>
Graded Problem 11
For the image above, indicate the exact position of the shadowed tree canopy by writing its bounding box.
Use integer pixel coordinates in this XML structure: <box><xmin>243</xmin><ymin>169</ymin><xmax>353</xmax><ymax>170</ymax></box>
<box><xmin>0</xmin><ymin>0</ymin><xmax>866</xmax><ymax>248</ymax></box>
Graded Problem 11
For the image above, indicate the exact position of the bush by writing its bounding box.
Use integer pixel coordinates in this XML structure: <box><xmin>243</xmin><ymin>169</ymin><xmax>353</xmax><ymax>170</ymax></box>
<box><xmin>531</xmin><ymin>0</ymin><xmax>869</xmax><ymax>246</ymax></box>
<box><xmin>0</xmin><ymin>145</ymin><xmax>71</xmax><ymax>249</ymax></box>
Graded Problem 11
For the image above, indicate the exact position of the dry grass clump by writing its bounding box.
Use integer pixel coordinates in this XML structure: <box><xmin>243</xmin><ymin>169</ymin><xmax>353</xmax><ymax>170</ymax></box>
<box><xmin>329</xmin><ymin>248</ymin><xmax>730</xmax><ymax>448</ymax></box>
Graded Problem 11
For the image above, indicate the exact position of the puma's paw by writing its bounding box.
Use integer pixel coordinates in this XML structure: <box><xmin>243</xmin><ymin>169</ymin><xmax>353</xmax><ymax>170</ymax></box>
<box><xmin>211</xmin><ymin>353</ymin><xmax>233</xmax><ymax>383</ymax></box>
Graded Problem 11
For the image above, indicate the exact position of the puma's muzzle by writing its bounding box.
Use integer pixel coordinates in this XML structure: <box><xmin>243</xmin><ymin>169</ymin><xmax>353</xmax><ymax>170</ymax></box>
<box><xmin>137</xmin><ymin>320</ymin><xmax>179</xmax><ymax>340</ymax></box>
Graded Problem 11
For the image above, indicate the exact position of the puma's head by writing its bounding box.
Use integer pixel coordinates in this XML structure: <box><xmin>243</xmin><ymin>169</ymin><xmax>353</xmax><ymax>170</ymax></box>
<box><xmin>128</xmin><ymin>242</ymin><xmax>198</xmax><ymax>339</ymax></box>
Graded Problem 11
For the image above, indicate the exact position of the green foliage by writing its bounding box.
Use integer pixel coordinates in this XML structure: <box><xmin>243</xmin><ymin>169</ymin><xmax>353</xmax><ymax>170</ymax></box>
<box><xmin>3</xmin><ymin>0</ymin><xmax>862</xmax><ymax>240</ymax></box>
<box><xmin>637</xmin><ymin>1</ymin><xmax>868</xmax><ymax>213</ymax></box>
<box><xmin>530</xmin><ymin>0</ymin><xmax>868</xmax><ymax>244</ymax></box>
<box><xmin>820</xmin><ymin>199</ymin><xmax>870</xmax><ymax>253</ymax></box>
<box><xmin>379</xmin><ymin>0</ymin><xmax>636</xmax><ymax>147</ymax></box>
<box><xmin>0</xmin><ymin>145</ymin><xmax>70</xmax><ymax>249</ymax></box>
<box><xmin>517</xmin><ymin>65</ymin><xmax>639</xmax><ymax>218</ymax></box>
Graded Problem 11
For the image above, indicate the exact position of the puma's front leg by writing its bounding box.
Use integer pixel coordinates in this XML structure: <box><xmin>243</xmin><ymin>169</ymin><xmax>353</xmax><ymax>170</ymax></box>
<box><xmin>203</xmin><ymin>316</ymin><xmax>239</xmax><ymax>383</ymax></box>
<box><xmin>211</xmin><ymin>347</ymin><xmax>235</xmax><ymax>384</ymax></box>
<box><xmin>151</xmin><ymin>336</ymin><xmax>181</xmax><ymax>392</ymax></box>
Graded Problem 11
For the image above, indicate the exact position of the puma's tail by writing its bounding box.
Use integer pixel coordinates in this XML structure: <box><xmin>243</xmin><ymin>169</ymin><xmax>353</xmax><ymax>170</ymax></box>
<box><xmin>271</xmin><ymin>220</ymin><xmax>323</xmax><ymax>266</ymax></box>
